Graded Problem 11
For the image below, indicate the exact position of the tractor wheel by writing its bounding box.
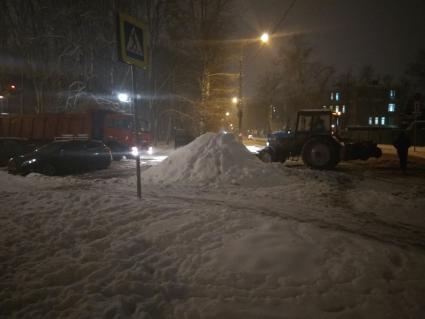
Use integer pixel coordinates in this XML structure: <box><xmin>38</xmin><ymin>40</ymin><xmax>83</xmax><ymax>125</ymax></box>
<box><xmin>258</xmin><ymin>148</ymin><xmax>274</xmax><ymax>163</ymax></box>
<box><xmin>302</xmin><ymin>138</ymin><xmax>339</xmax><ymax>169</ymax></box>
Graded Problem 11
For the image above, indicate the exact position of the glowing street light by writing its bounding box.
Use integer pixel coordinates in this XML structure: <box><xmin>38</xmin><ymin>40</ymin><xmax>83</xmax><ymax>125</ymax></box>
<box><xmin>260</xmin><ymin>32</ymin><xmax>269</xmax><ymax>44</ymax></box>
<box><xmin>131</xmin><ymin>146</ymin><xmax>139</xmax><ymax>157</ymax></box>
<box><xmin>117</xmin><ymin>93</ymin><xmax>130</xmax><ymax>103</ymax></box>
<box><xmin>232</xmin><ymin>97</ymin><xmax>238</xmax><ymax>104</ymax></box>
<box><xmin>225</xmin><ymin>111</ymin><xmax>230</xmax><ymax>117</ymax></box>
<box><xmin>0</xmin><ymin>95</ymin><xmax>4</xmax><ymax>99</ymax></box>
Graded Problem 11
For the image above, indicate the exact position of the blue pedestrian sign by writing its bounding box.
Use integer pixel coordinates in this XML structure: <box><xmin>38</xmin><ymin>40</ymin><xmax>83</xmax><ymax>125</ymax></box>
<box><xmin>118</xmin><ymin>13</ymin><xmax>148</xmax><ymax>69</ymax></box>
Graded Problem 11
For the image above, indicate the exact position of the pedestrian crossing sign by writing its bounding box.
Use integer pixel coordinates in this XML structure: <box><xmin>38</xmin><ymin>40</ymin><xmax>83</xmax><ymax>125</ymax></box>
<box><xmin>118</xmin><ymin>13</ymin><xmax>148</xmax><ymax>68</ymax></box>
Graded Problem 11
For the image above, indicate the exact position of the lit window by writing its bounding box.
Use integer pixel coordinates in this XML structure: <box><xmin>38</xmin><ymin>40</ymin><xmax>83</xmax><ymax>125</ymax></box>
<box><xmin>335</xmin><ymin>92</ymin><xmax>340</xmax><ymax>101</ymax></box>
<box><xmin>389</xmin><ymin>90</ymin><xmax>395</xmax><ymax>99</ymax></box>
<box><xmin>335</xmin><ymin>105</ymin><xmax>339</xmax><ymax>112</ymax></box>
<box><xmin>388</xmin><ymin>103</ymin><xmax>396</xmax><ymax>112</ymax></box>
<box><xmin>374</xmin><ymin>117</ymin><xmax>379</xmax><ymax>125</ymax></box>
<box><xmin>330</xmin><ymin>92</ymin><xmax>334</xmax><ymax>100</ymax></box>
<box><xmin>368</xmin><ymin>117</ymin><xmax>373</xmax><ymax>125</ymax></box>
<box><xmin>342</xmin><ymin>105</ymin><xmax>346</xmax><ymax>113</ymax></box>
<box><xmin>381</xmin><ymin>117</ymin><xmax>386</xmax><ymax>125</ymax></box>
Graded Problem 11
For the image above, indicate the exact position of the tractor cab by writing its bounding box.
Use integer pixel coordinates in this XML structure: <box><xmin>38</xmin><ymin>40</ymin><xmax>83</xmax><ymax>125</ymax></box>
<box><xmin>263</xmin><ymin>109</ymin><xmax>336</xmax><ymax>164</ymax></box>
<box><xmin>292</xmin><ymin>109</ymin><xmax>334</xmax><ymax>155</ymax></box>
<box><xmin>296</xmin><ymin>110</ymin><xmax>333</xmax><ymax>136</ymax></box>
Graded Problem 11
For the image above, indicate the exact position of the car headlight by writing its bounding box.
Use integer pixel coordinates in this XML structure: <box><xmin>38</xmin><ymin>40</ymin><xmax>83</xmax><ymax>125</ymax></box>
<box><xmin>147</xmin><ymin>146</ymin><xmax>153</xmax><ymax>155</ymax></box>
<box><xmin>131</xmin><ymin>146</ymin><xmax>139</xmax><ymax>157</ymax></box>
<box><xmin>22</xmin><ymin>158</ymin><xmax>37</xmax><ymax>166</ymax></box>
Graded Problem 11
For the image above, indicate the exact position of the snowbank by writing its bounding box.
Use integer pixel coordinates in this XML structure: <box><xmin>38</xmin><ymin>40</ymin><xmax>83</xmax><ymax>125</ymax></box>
<box><xmin>143</xmin><ymin>133</ymin><xmax>286</xmax><ymax>186</ymax></box>
<box><xmin>0</xmin><ymin>171</ymin><xmax>69</xmax><ymax>192</ymax></box>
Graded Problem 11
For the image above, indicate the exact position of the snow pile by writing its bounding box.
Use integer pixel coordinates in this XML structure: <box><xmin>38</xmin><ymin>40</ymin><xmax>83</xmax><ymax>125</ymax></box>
<box><xmin>143</xmin><ymin>132</ymin><xmax>285</xmax><ymax>185</ymax></box>
<box><xmin>0</xmin><ymin>171</ymin><xmax>68</xmax><ymax>192</ymax></box>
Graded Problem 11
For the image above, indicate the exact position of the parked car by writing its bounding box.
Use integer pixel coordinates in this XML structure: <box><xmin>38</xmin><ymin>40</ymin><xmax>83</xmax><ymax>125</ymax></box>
<box><xmin>8</xmin><ymin>140</ymin><xmax>112</xmax><ymax>176</ymax></box>
<box><xmin>0</xmin><ymin>138</ymin><xmax>34</xmax><ymax>166</ymax></box>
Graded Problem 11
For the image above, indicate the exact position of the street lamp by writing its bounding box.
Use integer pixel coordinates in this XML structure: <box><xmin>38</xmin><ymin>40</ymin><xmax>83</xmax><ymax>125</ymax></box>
<box><xmin>225</xmin><ymin>111</ymin><xmax>230</xmax><ymax>117</ymax></box>
<box><xmin>260</xmin><ymin>32</ymin><xmax>269</xmax><ymax>44</ymax></box>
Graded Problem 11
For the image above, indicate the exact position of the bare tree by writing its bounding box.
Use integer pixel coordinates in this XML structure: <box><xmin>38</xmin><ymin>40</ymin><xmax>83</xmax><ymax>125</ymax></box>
<box><xmin>0</xmin><ymin>0</ymin><xmax>236</xmax><ymax>141</ymax></box>
<box><xmin>256</xmin><ymin>36</ymin><xmax>334</xmax><ymax>130</ymax></box>
<box><xmin>0</xmin><ymin>0</ymin><xmax>149</xmax><ymax>113</ymax></box>
<box><xmin>164</xmin><ymin>0</ymin><xmax>235</xmax><ymax>133</ymax></box>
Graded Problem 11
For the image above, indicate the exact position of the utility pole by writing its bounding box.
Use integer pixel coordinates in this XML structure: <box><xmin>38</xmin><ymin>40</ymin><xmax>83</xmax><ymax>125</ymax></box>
<box><xmin>236</xmin><ymin>33</ymin><xmax>269</xmax><ymax>142</ymax></box>
<box><xmin>238</xmin><ymin>49</ymin><xmax>243</xmax><ymax>140</ymax></box>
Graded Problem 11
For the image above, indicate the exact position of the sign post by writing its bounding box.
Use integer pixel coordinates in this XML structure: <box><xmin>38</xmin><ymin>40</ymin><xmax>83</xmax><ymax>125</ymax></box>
<box><xmin>118</xmin><ymin>13</ymin><xmax>148</xmax><ymax>199</ymax></box>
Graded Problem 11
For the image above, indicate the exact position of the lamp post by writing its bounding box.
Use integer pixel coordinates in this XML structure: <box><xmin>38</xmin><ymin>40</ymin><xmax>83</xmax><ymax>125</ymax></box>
<box><xmin>237</xmin><ymin>32</ymin><xmax>269</xmax><ymax>140</ymax></box>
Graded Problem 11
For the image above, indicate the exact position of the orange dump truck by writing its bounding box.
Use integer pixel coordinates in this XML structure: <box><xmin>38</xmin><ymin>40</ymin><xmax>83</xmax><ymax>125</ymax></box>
<box><xmin>0</xmin><ymin>110</ymin><xmax>152</xmax><ymax>160</ymax></box>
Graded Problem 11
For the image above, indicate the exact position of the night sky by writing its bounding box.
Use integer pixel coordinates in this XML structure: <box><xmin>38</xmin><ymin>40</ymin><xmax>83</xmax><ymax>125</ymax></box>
<box><xmin>239</xmin><ymin>0</ymin><xmax>425</xmax><ymax>95</ymax></box>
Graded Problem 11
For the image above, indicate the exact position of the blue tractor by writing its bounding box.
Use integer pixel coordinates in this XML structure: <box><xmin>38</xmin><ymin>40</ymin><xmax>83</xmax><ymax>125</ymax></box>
<box><xmin>259</xmin><ymin>109</ymin><xmax>382</xmax><ymax>169</ymax></box>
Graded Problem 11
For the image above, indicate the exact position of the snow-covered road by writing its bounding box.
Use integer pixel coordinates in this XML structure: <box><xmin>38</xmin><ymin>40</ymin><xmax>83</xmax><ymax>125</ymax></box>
<box><xmin>1</xmin><ymin>134</ymin><xmax>425</xmax><ymax>318</ymax></box>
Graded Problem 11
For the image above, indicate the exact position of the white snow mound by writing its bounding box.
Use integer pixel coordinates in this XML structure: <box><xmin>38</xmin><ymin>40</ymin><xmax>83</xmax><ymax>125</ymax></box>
<box><xmin>143</xmin><ymin>133</ymin><xmax>285</xmax><ymax>185</ymax></box>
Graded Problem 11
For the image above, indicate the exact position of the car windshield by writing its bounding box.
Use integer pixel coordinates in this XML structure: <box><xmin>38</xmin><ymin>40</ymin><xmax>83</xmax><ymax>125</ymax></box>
<box><xmin>35</xmin><ymin>143</ymin><xmax>64</xmax><ymax>155</ymax></box>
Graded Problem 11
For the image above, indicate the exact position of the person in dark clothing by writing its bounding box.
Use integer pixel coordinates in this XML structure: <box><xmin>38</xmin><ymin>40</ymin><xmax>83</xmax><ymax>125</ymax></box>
<box><xmin>393</xmin><ymin>131</ymin><xmax>411</xmax><ymax>172</ymax></box>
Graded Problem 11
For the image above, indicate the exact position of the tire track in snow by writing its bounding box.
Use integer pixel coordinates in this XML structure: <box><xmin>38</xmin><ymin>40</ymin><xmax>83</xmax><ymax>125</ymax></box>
<box><xmin>143</xmin><ymin>191</ymin><xmax>425</xmax><ymax>253</ymax></box>
<box><xmin>39</xmin><ymin>172</ymin><xmax>425</xmax><ymax>254</ymax></box>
